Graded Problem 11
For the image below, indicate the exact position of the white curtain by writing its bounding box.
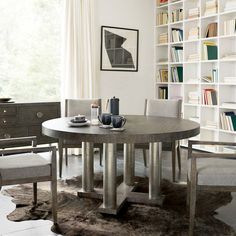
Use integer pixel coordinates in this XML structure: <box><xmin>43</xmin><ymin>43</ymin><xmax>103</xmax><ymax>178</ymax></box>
<box><xmin>61</xmin><ymin>0</ymin><xmax>96</xmax><ymax>104</ymax></box>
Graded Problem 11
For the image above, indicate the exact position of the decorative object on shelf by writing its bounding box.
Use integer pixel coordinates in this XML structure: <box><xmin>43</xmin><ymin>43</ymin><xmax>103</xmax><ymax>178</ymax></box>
<box><xmin>223</xmin><ymin>19</ymin><xmax>236</xmax><ymax>35</ymax></box>
<box><xmin>100</xmin><ymin>26</ymin><xmax>139</xmax><ymax>72</ymax></box>
<box><xmin>202</xmin><ymin>41</ymin><xmax>218</xmax><ymax>60</ymax></box>
<box><xmin>205</xmin><ymin>22</ymin><xmax>218</xmax><ymax>38</ymax></box>
<box><xmin>204</xmin><ymin>0</ymin><xmax>218</xmax><ymax>16</ymax></box>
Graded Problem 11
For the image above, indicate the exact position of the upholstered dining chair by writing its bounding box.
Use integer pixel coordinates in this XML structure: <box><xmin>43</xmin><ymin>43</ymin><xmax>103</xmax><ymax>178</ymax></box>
<box><xmin>0</xmin><ymin>136</ymin><xmax>58</xmax><ymax>231</ymax></box>
<box><xmin>187</xmin><ymin>140</ymin><xmax>236</xmax><ymax>236</ymax></box>
<box><xmin>58</xmin><ymin>98</ymin><xmax>103</xmax><ymax>178</ymax></box>
<box><xmin>136</xmin><ymin>99</ymin><xmax>182</xmax><ymax>182</ymax></box>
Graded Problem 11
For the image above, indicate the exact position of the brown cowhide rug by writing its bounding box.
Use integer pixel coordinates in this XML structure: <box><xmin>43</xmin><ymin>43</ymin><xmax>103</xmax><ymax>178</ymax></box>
<box><xmin>3</xmin><ymin>173</ymin><xmax>236</xmax><ymax>236</ymax></box>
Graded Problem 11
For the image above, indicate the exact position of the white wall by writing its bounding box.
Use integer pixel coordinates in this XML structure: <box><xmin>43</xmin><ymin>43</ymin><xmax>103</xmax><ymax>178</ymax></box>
<box><xmin>94</xmin><ymin>0</ymin><xmax>155</xmax><ymax>115</ymax></box>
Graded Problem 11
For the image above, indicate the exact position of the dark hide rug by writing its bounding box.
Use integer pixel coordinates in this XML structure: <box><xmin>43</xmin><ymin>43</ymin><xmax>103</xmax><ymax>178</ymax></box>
<box><xmin>4</xmin><ymin>173</ymin><xmax>236</xmax><ymax>236</ymax></box>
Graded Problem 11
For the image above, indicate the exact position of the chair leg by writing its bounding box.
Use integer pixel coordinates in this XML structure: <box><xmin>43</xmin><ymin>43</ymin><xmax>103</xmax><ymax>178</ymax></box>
<box><xmin>189</xmin><ymin>176</ymin><xmax>197</xmax><ymax>236</ymax></box>
<box><xmin>177</xmin><ymin>141</ymin><xmax>181</xmax><ymax>172</ymax></box>
<box><xmin>186</xmin><ymin>176</ymin><xmax>190</xmax><ymax>207</ymax></box>
<box><xmin>99</xmin><ymin>147</ymin><xmax>103</xmax><ymax>167</ymax></box>
<box><xmin>33</xmin><ymin>182</ymin><xmax>37</xmax><ymax>206</ymax></box>
<box><xmin>142</xmin><ymin>149</ymin><xmax>147</xmax><ymax>167</ymax></box>
<box><xmin>171</xmin><ymin>142</ymin><xmax>176</xmax><ymax>182</ymax></box>
<box><xmin>58</xmin><ymin>140</ymin><xmax>63</xmax><ymax>178</ymax></box>
<box><xmin>65</xmin><ymin>148</ymin><xmax>68</xmax><ymax>166</ymax></box>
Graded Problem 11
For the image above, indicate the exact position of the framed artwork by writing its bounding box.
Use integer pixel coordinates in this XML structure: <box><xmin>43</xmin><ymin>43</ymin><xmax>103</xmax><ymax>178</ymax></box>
<box><xmin>100</xmin><ymin>26</ymin><xmax>139</xmax><ymax>72</ymax></box>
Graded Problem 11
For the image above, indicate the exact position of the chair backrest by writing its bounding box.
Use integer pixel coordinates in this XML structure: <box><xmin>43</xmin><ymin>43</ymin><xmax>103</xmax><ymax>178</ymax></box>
<box><xmin>65</xmin><ymin>99</ymin><xmax>102</xmax><ymax>117</ymax></box>
<box><xmin>145</xmin><ymin>99</ymin><xmax>182</xmax><ymax>118</ymax></box>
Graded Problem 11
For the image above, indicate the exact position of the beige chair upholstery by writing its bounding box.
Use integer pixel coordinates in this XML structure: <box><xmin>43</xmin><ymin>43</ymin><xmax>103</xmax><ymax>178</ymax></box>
<box><xmin>58</xmin><ymin>98</ymin><xmax>102</xmax><ymax>178</ymax></box>
<box><xmin>187</xmin><ymin>140</ymin><xmax>236</xmax><ymax>236</ymax></box>
<box><xmin>136</xmin><ymin>99</ymin><xmax>182</xmax><ymax>182</ymax></box>
<box><xmin>0</xmin><ymin>136</ymin><xmax>58</xmax><ymax>231</ymax></box>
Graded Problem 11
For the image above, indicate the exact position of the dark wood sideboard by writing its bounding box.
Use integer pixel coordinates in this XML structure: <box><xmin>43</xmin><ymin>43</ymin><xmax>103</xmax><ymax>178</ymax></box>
<box><xmin>0</xmin><ymin>102</ymin><xmax>60</xmax><ymax>146</ymax></box>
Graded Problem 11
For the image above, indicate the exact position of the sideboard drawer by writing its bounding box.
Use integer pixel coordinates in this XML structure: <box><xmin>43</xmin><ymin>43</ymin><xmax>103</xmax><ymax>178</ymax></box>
<box><xmin>0</xmin><ymin>107</ymin><xmax>17</xmax><ymax>116</ymax></box>
<box><xmin>18</xmin><ymin>105</ymin><xmax>59</xmax><ymax>124</ymax></box>
<box><xmin>0</xmin><ymin>117</ymin><xmax>17</xmax><ymax>127</ymax></box>
<box><xmin>0</xmin><ymin>127</ymin><xmax>28</xmax><ymax>139</ymax></box>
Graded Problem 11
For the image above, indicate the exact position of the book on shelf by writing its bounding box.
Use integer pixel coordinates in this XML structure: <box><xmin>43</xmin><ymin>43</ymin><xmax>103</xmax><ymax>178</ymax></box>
<box><xmin>158</xmin><ymin>0</ymin><xmax>168</xmax><ymax>6</ymax></box>
<box><xmin>222</xmin><ymin>102</ymin><xmax>236</xmax><ymax>109</ymax></box>
<box><xmin>202</xmin><ymin>68</ymin><xmax>218</xmax><ymax>82</ymax></box>
<box><xmin>171</xmin><ymin>8</ymin><xmax>183</xmax><ymax>23</ymax></box>
<box><xmin>224</xmin><ymin>0</ymin><xmax>236</xmax><ymax>12</ymax></box>
<box><xmin>171</xmin><ymin>66</ymin><xmax>183</xmax><ymax>82</ymax></box>
<box><xmin>202</xmin><ymin>41</ymin><xmax>218</xmax><ymax>60</ymax></box>
<box><xmin>158</xmin><ymin>86</ymin><xmax>168</xmax><ymax>99</ymax></box>
<box><xmin>188</xmin><ymin>7</ymin><xmax>199</xmax><ymax>19</ymax></box>
<box><xmin>188</xmin><ymin>27</ymin><xmax>199</xmax><ymax>40</ymax></box>
<box><xmin>220</xmin><ymin>111</ymin><xmax>236</xmax><ymax>131</ymax></box>
<box><xmin>171</xmin><ymin>28</ymin><xmax>183</xmax><ymax>42</ymax></box>
<box><xmin>224</xmin><ymin>77</ymin><xmax>236</xmax><ymax>83</ymax></box>
<box><xmin>157</xmin><ymin>11</ymin><xmax>168</xmax><ymax>25</ymax></box>
<box><xmin>157</xmin><ymin>69</ymin><xmax>168</xmax><ymax>82</ymax></box>
<box><xmin>204</xmin><ymin>0</ymin><xmax>218</xmax><ymax>16</ymax></box>
<box><xmin>202</xmin><ymin>88</ymin><xmax>217</xmax><ymax>105</ymax></box>
<box><xmin>188</xmin><ymin>91</ymin><xmax>199</xmax><ymax>104</ymax></box>
<box><xmin>171</xmin><ymin>46</ymin><xmax>183</xmax><ymax>62</ymax></box>
<box><xmin>224</xmin><ymin>19</ymin><xmax>236</xmax><ymax>35</ymax></box>
<box><xmin>205</xmin><ymin>22</ymin><xmax>217</xmax><ymax>38</ymax></box>
<box><xmin>159</xmin><ymin>32</ymin><xmax>168</xmax><ymax>44</ymax></box>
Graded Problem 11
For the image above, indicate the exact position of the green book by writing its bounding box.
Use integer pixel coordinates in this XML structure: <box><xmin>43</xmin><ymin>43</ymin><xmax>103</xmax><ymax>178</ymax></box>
<box><xmin>176</xmin><ymin>66</ymin><xmax>183</xmax><ymax>82</ymax></box>
<box><xmin>207</xmin><ymin>45</ymin><xmax>218</xmax><ymax>60</ymax></box>
<box><xmin>231</xmin><ymin>115</ymin><xmax>236</xmax><ymax>131</ymax></box>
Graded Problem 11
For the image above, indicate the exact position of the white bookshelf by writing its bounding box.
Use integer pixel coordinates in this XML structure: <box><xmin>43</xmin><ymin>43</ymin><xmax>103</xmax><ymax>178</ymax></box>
<box><xmin>155</xmin><ymin>0</ymin><xmax>236</xmax><ymax>149</ymax></box>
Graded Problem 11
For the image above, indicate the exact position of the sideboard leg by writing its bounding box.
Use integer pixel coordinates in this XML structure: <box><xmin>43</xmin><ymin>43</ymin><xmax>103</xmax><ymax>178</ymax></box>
<box><xmin>124</xmin><ymin>143</ymin><xmax>135</xmax><ymax>186</ymax></box>
<box><xmin>82</xmin><ymin>142</ymin><xmax>94</xmax><ymax>192</ymax></box>
<box><xmin>149</xmin><ymin>142</ymin><xmax>162</xmax><ymax>199</ymax></box>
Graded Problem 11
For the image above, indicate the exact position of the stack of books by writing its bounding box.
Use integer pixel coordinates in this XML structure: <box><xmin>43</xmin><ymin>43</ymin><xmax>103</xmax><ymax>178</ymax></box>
<box><xmin>222</xmin><ymin>102</ymin><xmax>236</xmax><ymax>109</ymax></box>
<box><xmin>171</xmin><ymin>66</ymin><xmax>183</xmax><ymax>82</ymax></box>
<box><xmin>157</xmin><ymin>12</ymin><xmax>168</xmax><ymax>25</ymax></box>
<box><xmin>171</xmin><ymin>9</ymin><xmax>183</xmax><ymax>23</ymax></box>
<box><xmin>205</xmin><ymin>120</ymin><xmax>217</xmax><ymax>129</ymax></box>
<box><xmin>159</xmin><ymin>86</ymin><xmax>168</xmax><ymax>99</ymax></box>
<box><xmin>188</xmin><ymin>27</ymin><xmax>199</xmax><ymax>40</ymax></box>
<box><xmin>171</xmin><ymin>46</ymin><xmax>183</xmax><ymax>62</ymax></box>
<box><xmin>205</xmin><ymin>22</ymin><xmax>218</xmax><ymax>37</ymax></box>
<box><xmin>188</xmin><ymin>7</ymin><xmax>199</xmax><ymax>19</ymax></box>
<box><xmin>224</xmin><ymin>19</ymin><xmax>236</xmax><ymax>35</ymax></box>
<box><xmin>224</xmin><ymin>77</ymin><xmax>236</xmax><ymax>83</ymax></box>
<box><xmin>157</xmin><ymin>69</ymin><xmax>168</xmax><ymax>82</ymax></box>
<box><xmin>204</xmin><ymin>0</ymin><xmax>217</xmax><ymax>16</ymax></box>
<box><xmin>224</xmin><ymin>0</ymin><xmax>236</xmax><ymax>12</ymax></box>
<box><xmin>187</xmin><ymin>53</ymin><xmax>199</xmax><ymax>61</ymax></box>
<box><xmin>188</xmin><ymin>91</ymin><xmax>199</xmax><ymax>104</ymax></box>
<box><xmin>171</xmin><ymin>28</ymin><xmax>183</xmax><ymax>42</ymax></box>
<box><xmin>220</xmin><ymin>111</ymin><xmax>236</xmax><ymax>131</ymax></box>
<box><xmin>202</xmin><ymin>88</ymin><xmax>217</xmax><ymax>105</ymax></box>
<box><xmin>158</xmin><ymin>0</ymin><xmax>168</xmax><ymax>6</ymax></box>
<box><xmin>159</xmin><ymin>32</ymin><xmax>168</xmax><ymax>44</ymax></box>
<box><xmin>202</xmin><ymin>41</ymin><xmax>218</xmax><ymax>60</ymax></box>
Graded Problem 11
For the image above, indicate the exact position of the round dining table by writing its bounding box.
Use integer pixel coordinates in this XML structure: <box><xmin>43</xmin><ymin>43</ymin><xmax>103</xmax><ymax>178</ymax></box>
<box><xmin>42</xmin><ymin>115</ymin><xmax>200</xmax><ymax>215</ymax></box>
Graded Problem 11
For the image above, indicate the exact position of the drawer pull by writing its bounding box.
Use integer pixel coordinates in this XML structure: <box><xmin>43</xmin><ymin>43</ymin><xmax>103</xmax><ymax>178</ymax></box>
<box><xmin>36</xmin><ymin>112</ymin><xmax>44</xmax><ymax>118</ymax></box>
<box><xmin>4</xmin><ymin>133</ymin><xmax>11</xmax><ymax>138</ymax></box>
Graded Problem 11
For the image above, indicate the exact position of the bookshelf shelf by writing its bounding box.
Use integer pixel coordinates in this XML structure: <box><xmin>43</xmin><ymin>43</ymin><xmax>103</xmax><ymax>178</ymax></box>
<box><xmin>155</xmin><ymin>0</ymin><xmax>236</xmax><ymax>148</ymax></box>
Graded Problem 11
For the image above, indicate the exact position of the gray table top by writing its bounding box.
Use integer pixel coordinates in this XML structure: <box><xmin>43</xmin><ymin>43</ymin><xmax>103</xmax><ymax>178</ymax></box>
<box><xmin>42</xmin><ymin>115</ymin><xmax>200</xmax><ymax>143</ymax></box>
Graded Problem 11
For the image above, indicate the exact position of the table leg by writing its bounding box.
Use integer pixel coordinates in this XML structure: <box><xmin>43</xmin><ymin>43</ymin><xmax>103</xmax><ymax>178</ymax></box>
<box><xmin>81</xmin><ymin>142</ymin><xmax>94</xmax><ymax>192</ymax></box>
<box><xmin>149</xmin><ymin>142</ymin><xmax>162</xmax><ymax>199</ymax></box>
<box><xmin>124</xmin><ymin>143</ymin><xmax>135</xmax><ymax>186</ymax></box>
<box><xmin>103</xmin><ymin>143</ymin><xmax>117</xmax><ymax>209</ymax></box>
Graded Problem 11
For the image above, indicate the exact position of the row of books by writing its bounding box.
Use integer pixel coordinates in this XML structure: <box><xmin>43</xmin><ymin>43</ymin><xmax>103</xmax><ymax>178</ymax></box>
<box><xmin>204</xmin><ymin>0</ymin><xmax>218</xmax><ymax>16</ymax></box>
<box><xmin>202</xmin><ymin>41</ymin><xmax>218</xmax><ymax>60</ymax></box>
<box><xmin>171</xmin><ymin>28</ymin><xmax>183</xmax><ymax>42</ymax></box>
<box><xmin>188</xmin><ymin>27</ymin><xmax>199</xmax><ymax>40</ymax></box>
<box><xmin>224</xmin><ymin>19</ymin><xmax>236</xmax><ymax>35</ymax></box>
<box><xmin>188</xmin><ymin>7</ymin><xmax>199</xmax><ymax>19</ymax></box>
<box><xmin>157</xmin><ymin>12</ymin><xmax>168</xmax><ymax>25</ymax></box>
<box><xmin>220</xmin><ymin>111</ymin><xmax>236</xmax><ymax>131</ymax></box>
<box><xmin>201</xmin><ymin>69</ymin><xmax>218</xmax><ymax>83</ymax></box>
<box><xmin>159</xmin><ymin>32</ymin><xmax>168</xmax><ymax>44</ymax></box>
<box><xmin>202</xmin><ymin>88</ymin><xmax>217</xmax><ymax>105</ymax></box>
<box><xmin>171</xmin><ymin>9</ymin><xmax>183</xmax><ymax>23</ymax></box>
<box><xmin>157</xmin><ymin>69</ymin><xmax>168</xmax><ymax>82</ymax></box>
<box><xmin>159</xmin><ymin>86</ymin><xmax>168</xmax><ymax>99</ymax></box>
<box><xmin>171</xmin><ymin>46</ymin><xmax>183</xmax><ymax>62</ymax></box>
<box><xmin>171</xmin><ymin>66</ymin><xmax>183</xmax><ymax>82</ymax></box>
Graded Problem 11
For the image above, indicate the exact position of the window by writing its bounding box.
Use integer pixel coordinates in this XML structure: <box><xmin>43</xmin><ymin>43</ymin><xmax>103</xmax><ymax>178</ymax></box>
<box><xmin>0</xmin><ymin>0</ymin><xmax>62</xmax><ymax>102</ymax></box>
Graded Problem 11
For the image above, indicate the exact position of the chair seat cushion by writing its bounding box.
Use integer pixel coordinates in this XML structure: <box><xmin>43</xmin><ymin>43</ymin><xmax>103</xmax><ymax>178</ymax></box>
<box><xmin>0</xmin><ymin>153</ymin><xmax>51</xmax><ymax>181</ymax></box>
<box><xmin>188</xmin><ymin>158</ymin><xmax>236</xmax><ymax>186</ymax></box>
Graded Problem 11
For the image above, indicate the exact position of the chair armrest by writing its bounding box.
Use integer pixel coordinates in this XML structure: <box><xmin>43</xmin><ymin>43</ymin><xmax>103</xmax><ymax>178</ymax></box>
<box><xmin>0</xmin><ymin>136</ymin><xmax>37</xmax><ymax>147</ymax></box>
